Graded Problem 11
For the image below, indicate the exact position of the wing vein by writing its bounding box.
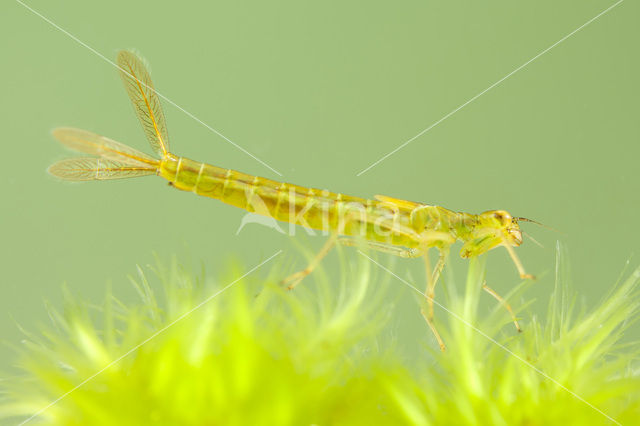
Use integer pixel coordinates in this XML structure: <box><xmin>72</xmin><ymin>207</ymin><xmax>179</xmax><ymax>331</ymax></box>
<box><xmin>127</xmin><ymin>62</ymin><xmax>167</xmax><ymax>155</ymax></box>
<box><xmin>117</xmin><ymin>50</ymin><xmax>170</xmax><ymax>157</ymax></box>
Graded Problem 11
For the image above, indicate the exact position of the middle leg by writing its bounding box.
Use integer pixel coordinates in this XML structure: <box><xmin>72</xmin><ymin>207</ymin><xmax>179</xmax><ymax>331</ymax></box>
<box><xmin>482</xmin><ymin>281</ymin><xmax>521</xmax><ymax>332</ymax></box>
<box><xmin>423</xmin><ymin>248</ymin><xmax>449</xmax><ymax>323</ymax></box>
<box><xmin>420</xmin><ymin>248</ymin><xmax>449</xmax><ymax>351</ymax></box>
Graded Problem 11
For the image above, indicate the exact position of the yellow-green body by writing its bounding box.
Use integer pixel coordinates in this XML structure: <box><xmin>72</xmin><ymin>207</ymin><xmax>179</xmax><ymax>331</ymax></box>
<box><xmin>159</xmin><ymin>153</ymin><xmax>478</xmax><ymax>251</ymax></box>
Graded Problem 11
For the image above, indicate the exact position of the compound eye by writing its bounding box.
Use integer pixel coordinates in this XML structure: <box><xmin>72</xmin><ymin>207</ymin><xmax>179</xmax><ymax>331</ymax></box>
<box><xmin>492</xmin><ymin>211</ymin><xmax>511</xmax><ymax>225</ymax></box>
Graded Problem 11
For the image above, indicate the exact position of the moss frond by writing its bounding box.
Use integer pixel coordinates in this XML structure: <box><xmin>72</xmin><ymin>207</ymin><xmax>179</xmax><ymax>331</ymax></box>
<box><xmin>392</xmin><ymin>243</ymin><xmax>640</xmax><ymax>425</ymax></box>
<box><xmin>0</xmin><ymin>254</ymin><xmax>409</xmax><ymax>425</ymax></box>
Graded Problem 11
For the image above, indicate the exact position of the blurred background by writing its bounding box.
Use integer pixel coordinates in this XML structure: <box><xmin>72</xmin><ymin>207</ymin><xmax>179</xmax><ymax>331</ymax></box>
<box><xmin>1</xmin><ymin>0</ymin><xmax>638</xmax><ymax>370</ymax></box>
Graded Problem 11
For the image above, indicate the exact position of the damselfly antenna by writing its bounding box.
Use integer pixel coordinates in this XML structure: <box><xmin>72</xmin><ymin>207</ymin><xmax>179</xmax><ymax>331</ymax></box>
<box><xmin>515</xmin><ymin>217</ymin><xmax>561</xmax><ymax>234</ymax></box>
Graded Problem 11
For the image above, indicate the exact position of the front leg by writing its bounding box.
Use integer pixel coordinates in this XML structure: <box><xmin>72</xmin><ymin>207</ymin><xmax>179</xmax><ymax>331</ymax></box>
<box><xmin>502</xmin><ymin>240</ymin><xmax>535</xmax><ymax>280</ymax></box>
<box><xmin>461</xmin><ymin>230</ymin><xmax>535</xmax><ymax>281</ymax></box>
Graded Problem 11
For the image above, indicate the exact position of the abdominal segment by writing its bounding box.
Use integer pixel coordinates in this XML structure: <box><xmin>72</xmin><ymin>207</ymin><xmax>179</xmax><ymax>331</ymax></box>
<box><xmin>161</xmin><ymin>155</ymin><xmax>419</xmax><ymax>247</ymax></box>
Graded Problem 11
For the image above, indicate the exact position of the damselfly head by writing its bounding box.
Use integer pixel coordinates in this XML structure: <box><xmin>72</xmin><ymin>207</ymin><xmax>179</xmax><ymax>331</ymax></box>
<box><xmin>507</xmin><ymin>224</ymin><xmax>523</xmax><ymax>246</ymax></box>
<box><xmin>478</xmin><ymin>210</ymin><xmax>523</xmax><ymax>246</ymax></box>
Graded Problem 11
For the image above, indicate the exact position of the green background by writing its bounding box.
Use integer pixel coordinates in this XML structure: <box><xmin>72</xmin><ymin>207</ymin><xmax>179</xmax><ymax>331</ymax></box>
<box><xmin>1</xmin><ymin>0</ymin><xmax>638</xmax><ymax>372</ymax></box>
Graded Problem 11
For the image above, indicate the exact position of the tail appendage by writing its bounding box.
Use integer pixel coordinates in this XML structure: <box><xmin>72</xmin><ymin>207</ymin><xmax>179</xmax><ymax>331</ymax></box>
<box><xmin>48</xmin><ymin>50</ymin><xmax>168</xmax><ymax>181</ymax></box>
<box><xmin>48</xmin><ymin>127</ymin><xmax>159</xmax><ymax>181</ymax></box>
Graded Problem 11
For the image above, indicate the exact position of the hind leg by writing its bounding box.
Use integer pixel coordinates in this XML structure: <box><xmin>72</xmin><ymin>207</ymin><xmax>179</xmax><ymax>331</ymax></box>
<box><xmin>281</xmin><ymin>235</ymin><xmax>337</xmax><ymax>290</ymax></box>
<box><xmin>337</xmin><ymin>237</ymin><xmax>423</xmax><ymax>258</ymax></box>
<box><xmin>281</xmin><ymin>210</ymin><xmax>363</xmax><ymax>290</ymax></box>
<box><xmin>283</xmin><ymin>236</ymin><xmax>425</xmax><ymax>290</ymax></box>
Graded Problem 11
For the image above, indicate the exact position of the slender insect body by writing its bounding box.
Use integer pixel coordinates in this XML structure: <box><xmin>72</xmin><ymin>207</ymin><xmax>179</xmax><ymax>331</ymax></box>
<box><xmin>49</xmin><ymin>50</ymin><xmax>538</xmax><ymax>351</ymax></box>
<box><xmin>159</xmin><ymin>153</ymin><xmax>421</xmax><ymax>247</ymax></box>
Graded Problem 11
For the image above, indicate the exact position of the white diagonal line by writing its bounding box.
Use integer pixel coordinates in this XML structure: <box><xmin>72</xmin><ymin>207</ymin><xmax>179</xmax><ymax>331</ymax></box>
<box><xmin>19</xmin><ymin>250</ymin><xmax>282</xmax><ymax>425</ymax></box>
<box><xmin>357</xmin><ymin>250</ymin><xmax>621</xmax><ymax>426</ymax></box>
<box><xmin>15</xmin><ymin>0</ymin><xmax>283</xmax><ymax>177</ymax></box>
<box><xmin>356</xmin><ymin>0</ymin><xmax>624</xmax><ymax>176</ymax></box>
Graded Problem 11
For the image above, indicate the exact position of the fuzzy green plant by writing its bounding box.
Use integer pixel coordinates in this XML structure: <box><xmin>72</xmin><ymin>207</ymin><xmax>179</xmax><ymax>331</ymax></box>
<box><xmin>1</xmin><ymin>244</ymin><xmax>639</xmax><ymax>425</ymax></box>
<box><xmin>0</xmin><ymin>252</ymin><xmax>412</xmax><ymax>426</ymax></box>
<box><xmin>386</xmin><ymin>244</ymin><xmax>640</xmax><ymax>425</ymax></box>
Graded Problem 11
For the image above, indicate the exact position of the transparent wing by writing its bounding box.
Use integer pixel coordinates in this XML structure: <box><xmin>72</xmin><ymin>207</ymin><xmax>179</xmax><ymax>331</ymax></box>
<box><xmin>52</xmin><ymin>127</ymin><xmax>158</xmax><ymax>167</ymax></box>
<box><xmin>48</xmin><ymin>158</ymin><xmax>156</xmax><ymax>181</ymax></box>
<box><xmin>117</xmin><ymin>50</ymin><xmax>169</xmax><ymax>157</ymax></box>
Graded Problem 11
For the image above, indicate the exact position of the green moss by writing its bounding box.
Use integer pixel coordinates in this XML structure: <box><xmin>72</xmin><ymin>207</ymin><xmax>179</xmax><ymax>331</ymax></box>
<box><xmin>1</xmin><ymin>244</ymin><xmax>639</xmax><ymax>425</ymax></box>
<box><xmin>392</xmin><ymin>244</ymin><xmax>640</xmax><ymax>425</ymax></box>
